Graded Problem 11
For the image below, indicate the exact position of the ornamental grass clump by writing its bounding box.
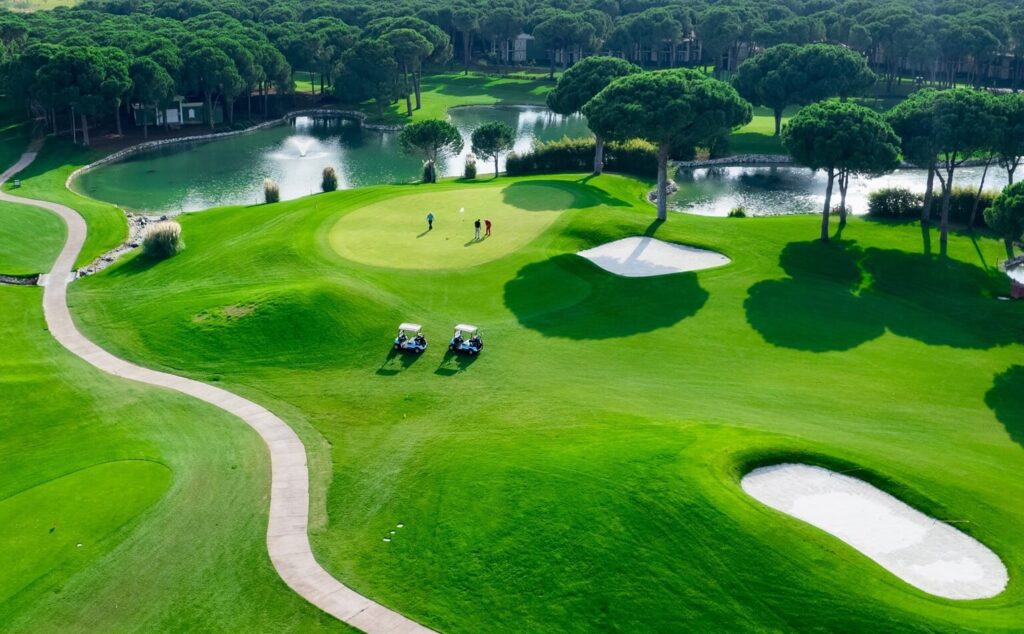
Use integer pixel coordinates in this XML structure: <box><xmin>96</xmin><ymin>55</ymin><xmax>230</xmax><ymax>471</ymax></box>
<box><xmin>321</xmin><ymin>166</ymin><xmax>338</xmax><ymax>192</ymax></box>
<box><xmin>142</xmin><ymin>221</ymin><xmax>183</xmax><ymax>259</ymax></box>
<box><xmin>264</xmin><ymin>178</ymin><xmax>280</xmax><ymax>203</ymax></box>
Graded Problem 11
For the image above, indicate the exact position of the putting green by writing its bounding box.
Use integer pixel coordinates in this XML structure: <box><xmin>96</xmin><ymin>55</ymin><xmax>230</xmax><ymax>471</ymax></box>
<box><xmin>328</xmin><ymin>182</ymin><xmax>577</xmax><ymax>269</ymax></box>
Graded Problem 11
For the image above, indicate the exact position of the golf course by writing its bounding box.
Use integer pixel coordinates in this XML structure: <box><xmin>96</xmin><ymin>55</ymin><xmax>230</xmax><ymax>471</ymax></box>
<box><xmin>4</xmin><ymin>136</ymin><xmax>1023</xmax><ymax>629</ymax></box>
<box><xmin>4</xmin><ymin>0</ymin><xmax>1024</xmax><ymax>626</ymax></box>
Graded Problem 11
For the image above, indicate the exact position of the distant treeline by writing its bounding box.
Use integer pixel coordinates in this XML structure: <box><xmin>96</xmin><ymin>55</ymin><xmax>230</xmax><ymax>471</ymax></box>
<box><xmin>2</xmin><ymin>0</ymin><xmax>1024</xmax><ymax>142</ymax></box>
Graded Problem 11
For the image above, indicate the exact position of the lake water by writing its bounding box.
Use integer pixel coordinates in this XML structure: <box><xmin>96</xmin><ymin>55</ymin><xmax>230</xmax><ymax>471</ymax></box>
<box><xmin>74</xmin><ymin>106</ymin><xmax>591</xmax><ymax>215</ymax></box>
<box><xmin>670</xmin><ymin>165</ymin><xmax>1009</xmax><ymax>217</ymax></box>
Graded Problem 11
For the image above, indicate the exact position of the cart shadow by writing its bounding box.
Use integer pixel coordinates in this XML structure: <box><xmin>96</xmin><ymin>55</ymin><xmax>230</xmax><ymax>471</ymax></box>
<box><xmin>375</xmin><ymin>348</ymin><xmax>424</xmax><ymax>375</ymax></box>
<box><xmin>434</xmin><ymin>349</ymin><xmax>478</xmax><ymax>375</ymax></box>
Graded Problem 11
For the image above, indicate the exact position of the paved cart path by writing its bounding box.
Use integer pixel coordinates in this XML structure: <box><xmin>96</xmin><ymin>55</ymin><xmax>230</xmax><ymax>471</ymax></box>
<box><xmin>0</xmin><ymin>141</ymin><xmax>433</xmax><ymax>634</ymax></box>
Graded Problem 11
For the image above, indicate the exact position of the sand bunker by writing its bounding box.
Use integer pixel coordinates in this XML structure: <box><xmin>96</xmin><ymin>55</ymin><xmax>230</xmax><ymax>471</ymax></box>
<box><xmin>742</xmin><ymin>464</ymin><xmax>1007</xmax><ymax>600</ymax></box>
<box><xmin>577</xmin><ymin>237</ymin><xmax>729</xmax><ymax>277</ymax></box>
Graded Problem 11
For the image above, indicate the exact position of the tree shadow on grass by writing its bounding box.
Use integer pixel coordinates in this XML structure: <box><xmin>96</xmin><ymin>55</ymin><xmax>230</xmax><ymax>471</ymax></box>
<box><xmin>501</xmin><ymin>180</ymin><xmax>629</xmax><ymax>211</ymax></box>
<box><xmin>985</xmin><ymin>366</ymin><xmax>1024</xmax><ymax>448</ymax></box>
<box><xmin>504</xmin><ymin>254</ymin><xmax>708</xmax><ymax>339</ymax></box>
<box><xmin>861</xmin><ymin>248</ymin><xmax>1024</xmax><ymax>349</ymax></box>
<box><xmin>744</xmin><ymin>240</ymin><xmax>885</xmax><ymax>352</ymax></box>
<box><xmin>744</xmin><ymin>239</ymin><xmax>1024</xmax><ymax>352</ymax></box>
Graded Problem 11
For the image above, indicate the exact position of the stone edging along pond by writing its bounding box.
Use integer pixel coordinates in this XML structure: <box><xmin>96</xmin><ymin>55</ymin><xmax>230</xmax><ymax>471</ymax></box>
<box><xmin>64</xmin><ymin>108</ymin><xmax>402</xmax><ymax>190</ymax></box>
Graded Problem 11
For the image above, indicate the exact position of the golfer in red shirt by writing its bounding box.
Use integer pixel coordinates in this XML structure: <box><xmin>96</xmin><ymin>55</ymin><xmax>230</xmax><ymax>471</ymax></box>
<box><xmin>484</xmin><ymin>219</ymin><xmax>492</xmax><ymax>236</ymax></box>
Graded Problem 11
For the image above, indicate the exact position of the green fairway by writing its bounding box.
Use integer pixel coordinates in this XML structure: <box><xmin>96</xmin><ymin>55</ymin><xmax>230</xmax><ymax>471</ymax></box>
<box><xmin>4</xmin><ymin>140</ymin><xmax>125</xmax><ymax>267</ymax></box>
<box><xmin>0</xmin><ymin>200</ymin><xmax>65</xmax><ymax>275</ymax></box>
<box><xmin>329</xmin><ymin>182</ymin><xmax>581</xmax><ymax>269</ymax></box>
<box><xmin>65</xmin><ymin>172</ymin><xmax>1024</xmax><ymax>631</ymax></box>
<box><xmin>365</xmin><ymin>72</ymin><xmax>554</xmax><ymax>124</ymax></box>
<box><xmin>0</xmin><ymin>287</ymin><xmax>340</xmax><ymax>630</ymax></box>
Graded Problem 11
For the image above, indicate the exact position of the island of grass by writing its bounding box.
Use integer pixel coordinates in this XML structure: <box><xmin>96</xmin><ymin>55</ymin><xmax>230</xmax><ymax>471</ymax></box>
<box><xmin>46</xmin><ymin>170</ymin><xmax>1024</xmax><ymax>632</ymax></box>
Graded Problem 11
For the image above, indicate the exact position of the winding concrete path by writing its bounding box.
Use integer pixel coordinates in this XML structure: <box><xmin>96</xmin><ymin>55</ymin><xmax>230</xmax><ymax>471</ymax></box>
<box><xmin>1</xmin><ymin>141</ymin><xmax>433</xmax><ymax>634</ymax></box>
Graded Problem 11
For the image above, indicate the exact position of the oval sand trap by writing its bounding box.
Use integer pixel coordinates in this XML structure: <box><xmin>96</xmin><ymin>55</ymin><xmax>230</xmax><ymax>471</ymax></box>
<box><xmin>742</xmin><ymin>464</ymin><xmax>1007</xmax><ymax>599</ymax></box>
<box><xmin>577</xmin><ymin>237</ymin><xmax>729</xmax><ymax>277</ymax></box>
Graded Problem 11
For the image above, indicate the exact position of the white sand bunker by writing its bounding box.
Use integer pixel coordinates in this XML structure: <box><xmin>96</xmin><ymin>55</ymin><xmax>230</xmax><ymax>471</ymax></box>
<box><xmin>742</xmin><ymin>464</ymin><xmax>1008</xmax><ymax>600</ymax></box>
<box><xmin>577</xmin><ymin>237</ymin><xmax>729</xmax><ymax>277</ymax></box>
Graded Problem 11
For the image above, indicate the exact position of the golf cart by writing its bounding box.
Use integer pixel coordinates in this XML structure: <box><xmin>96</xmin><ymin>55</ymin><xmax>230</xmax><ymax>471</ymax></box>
<box><xmin>448</xmin><ymin>324</ymin><xmax>483</xmax><ymax>355</ymax></box>
<box><xmin>394</xmin><ymin>323</ymin><xmax>427</xmax><ymax>354</ymax></box>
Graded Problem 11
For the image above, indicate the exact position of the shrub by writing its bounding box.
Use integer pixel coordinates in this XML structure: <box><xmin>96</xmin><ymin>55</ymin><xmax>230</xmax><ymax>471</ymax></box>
<box><xmin>945</xmin><ymin>186</ymin><xmax>997</xmax><ymax>228</ymax></box>
<box><xmin>505</xmin><ymin>137</ymin><xmax>658</xmax><ymax>178</ymax></box>
<box><xmin>728</xmin><ymin>206</ymin><xmax>747</xmax><ymax>218</ymax></box>
<box><xmin>321</xmin><ymin>166</ymin><xmax>338</xmax><ymax>192</ymax></box>
<box><xmin>264</xmin><ymin>178</ymin><xmax>280</xmax><ymax>204</ymax></box>
<box><xmin>142</xmin><ymin>221</ymin><xmax>183</xmax><ymax>259</ymax></box>
<box><xmin>464</xmin><ymin>153</ymin><xmax>477</xmax><ymax>179</ymax></box>
<box><xmin>868</xmin><ymin>187</ymin><xmax>922</xmax><ymax>218</ymax></box>
<box><xmin>421</xmin><ymin>160</ymin><xmax>436</xmax><ymax>183</ymax></box>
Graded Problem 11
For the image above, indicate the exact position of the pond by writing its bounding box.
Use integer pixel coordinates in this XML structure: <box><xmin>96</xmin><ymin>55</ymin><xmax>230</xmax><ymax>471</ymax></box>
<box><xmin>670</xmin><ymin>165</ymin><xmax>1009</xmax><ymax>217</ymax></box>
<box><xmin>73</xmin><ymin>105</ymin><xmax>591</xmax><ymax>215</ymax></box>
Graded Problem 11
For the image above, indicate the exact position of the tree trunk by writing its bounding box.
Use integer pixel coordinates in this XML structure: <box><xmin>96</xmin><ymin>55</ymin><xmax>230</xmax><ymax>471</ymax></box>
<box><xmin>310</xmin><ymin>71</ymin><xmax>316</xmax><ymax>95</ymax></box>
<box><xmin>939</xmin><ymin>166</ymin><xmax>954</xmax><ymax>254</ymax></box>
<box><xmin>548</xmin><ymin>51</ymin><xmax>555</xmax><ymax>79</ymax></box>
<box><xmin>773</xmin><ymin>108</ymin><xmax>783</xmax><ymax>136</ymax></box>
<box><xmin>1006</xmin><ymin>237</ymin><xmax>1015</xmax><ymax>258</ymax></box>
<box><xmin>968</xmin><ymin>158</ymin><xmax>991</xmax><ymax>229</ymax></box>
<box><xmin>403</xmin><ymin>64</ymin><xmax>413</xmax><ymax>116</ymax></box>
<box><xmin>264</xmin><ymin>85</ymin><xmax>269</xmax><ymax>117</ymax></box>
<box><xmin>247</xmin><ymin>91</ymin><xmax>252</xmax><ymax>119</ymax></box>
<box><xmin>414</xmin><ymin>72</ymin><xmax>422</xmax><ymax>109</ymax></box>
<box><xmin>227</xmin><ymin>98</ymin><xmax>235</xmax><ymax>124</ymax></box>
<box><xmin>80</xmin><ymin>112</ymin><xmax>89</xmax><ymax>146</ymax></box>
<box><xmin>320</xmin><ymin>72</ymin><xmax>324</xmax><ymax>95</ymax></box>
<box><xmin>206</xmin><ymin>91</ymin><xmax>215</xmax><ymax>131</ymax></box>
<box><xmin>656</xmin><ymin>143</ymin><xmax>668</xmax><ymax>221</ymax></box>
<box><xmin>70</xmin><ymin>107</ymin><xmax>77</xmax><ymax>144</ymax></box>
<box><xmin>821</xmin><ymin>169</ymin><xmax>834</xmax><ymax>241</ymax></box>
<box><xmin>838</xmin><ymin>170</ymin><xmax>849</xmax><ymax>225</ymax></box>
<box><xmin>115</xmin><ymin>100</ymin><xmax>123</xmax><ymax>136</ymax></box>
<box><xmin>922</xmin><ymin>163</ymin><xmax>935</xmax><ymax>224</ymax></box>
<box><xmin>494</xmin><ymin>154</ymin><xmax>499</xmax><ymax>178</ymax></box>
<box><xmin>463</xmin><ymin>31</ymin><xmax>471</xmax><ymax>75</ymax></box>
<box><xmin>143</xmin><ymin>114</ymin><xmax>149</xmax><ymax>139</ymax></box>
<box><xmin>593</xmin><ymin>134</ymin><xmax>605</xmax><ymax>175</ymax></box>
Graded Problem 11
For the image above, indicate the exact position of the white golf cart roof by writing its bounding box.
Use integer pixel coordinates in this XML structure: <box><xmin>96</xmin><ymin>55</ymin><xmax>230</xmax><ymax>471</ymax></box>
<box><xmin>454</xmin><ymin>323</ymin><xmax>478</xmax><ymax>334</ymax></box>
<box><xmin>399</xmin><ymin>322</ymin><xmax>423</xmax><ymax>331</ymax></box>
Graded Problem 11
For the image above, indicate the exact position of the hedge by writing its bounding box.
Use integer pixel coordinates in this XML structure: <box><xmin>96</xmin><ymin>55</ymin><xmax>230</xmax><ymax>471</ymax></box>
<box><xmin>506</xmin><ymin>137</ymin><xmax>659</xmax><ymax>178</ymax></box>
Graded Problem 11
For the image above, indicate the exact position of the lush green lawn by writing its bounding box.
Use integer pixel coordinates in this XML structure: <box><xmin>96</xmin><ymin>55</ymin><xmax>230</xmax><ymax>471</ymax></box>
<box><xmin>364</xmin><ymin>72</ymin><xmax>555</xmax><ymax>124</ymax></box>
<box><xmin>67</xmin><ymin>172</ymin><xmax>1024</xmax><ymax>631</ymax></box>
<box><xmin>0</xmin><ymin>286</ymin><xmax>342</xmax><ymax>630</ymax></box>
<box><xmin>0</xmin><ymin>200</ymin><xmax>65</xmax><ymax>275</ymax></box>
<box><xmin>3</xmin><ymin>139</ymin><xmax>126</xmax><ymax>267</ymax></box>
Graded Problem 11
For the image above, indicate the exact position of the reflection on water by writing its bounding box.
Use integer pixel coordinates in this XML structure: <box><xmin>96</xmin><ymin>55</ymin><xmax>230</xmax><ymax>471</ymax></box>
<box><xmin>671</xmin><ymin>165</ymin><xmax>1009</xmax><ymax>217</ymax></box>
<box><xmin>74</xmin><ymin>106</ymin><xmax>591</xmax><ymax>215</ymax></box>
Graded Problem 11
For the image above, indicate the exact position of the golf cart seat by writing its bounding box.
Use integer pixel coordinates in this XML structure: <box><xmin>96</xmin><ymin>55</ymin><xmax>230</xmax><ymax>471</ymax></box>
<box><xmin>394</xmin><ymin>322</ymin><xmax>427</xmax><ymax>354</ymax></box>
<box><xmin>449</xmin><ymin>323</ymin><xmax>483</xmax><ymax>355</ymax></box>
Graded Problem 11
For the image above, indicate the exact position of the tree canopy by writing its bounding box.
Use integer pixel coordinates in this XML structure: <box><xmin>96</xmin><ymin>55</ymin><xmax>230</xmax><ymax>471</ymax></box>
<box><xmin>546</xmin><ymin>55</ymin><xmax>640</xmax><ymax>174</ymax></box>
<box><xmin>985</xmin><ymin>181</ymin><xmax>1024</xmax><ymax>256</ymax></box>
<box><xmin>783</xmin><ymin>100</ymin><xmax>900</xmax><ymax>240</ymax></box>
<box><xmin>470</xmin><ymin>121</ymin><xmax>516</xmax><ymax>177</ymax></box>
<box><xmin>397</xmin><ymin>118</ymin><xmax>464</xmax><ymax>182</ymax></box>
<box><xmin>584</xmin><ymin>68</ymin><xmax>751</xmax><ymax>220</ymax></box>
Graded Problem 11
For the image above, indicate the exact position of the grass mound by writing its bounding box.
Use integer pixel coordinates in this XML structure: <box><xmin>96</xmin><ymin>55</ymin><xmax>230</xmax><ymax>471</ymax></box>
<box><xmin>62</xmin><ymin>173</ymin><xmax>1024</xmax><ymax>632</ymax></box>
